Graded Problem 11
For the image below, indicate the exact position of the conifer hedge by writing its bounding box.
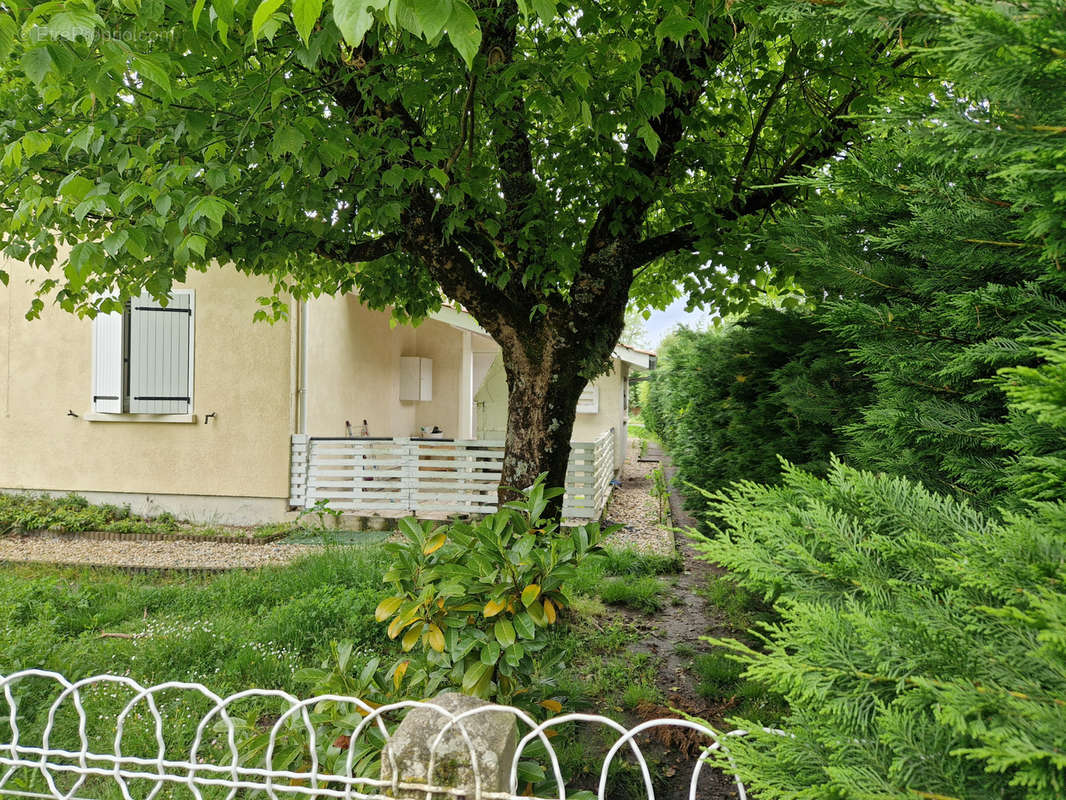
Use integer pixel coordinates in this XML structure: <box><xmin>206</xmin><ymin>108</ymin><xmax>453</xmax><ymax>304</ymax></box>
<box><xmin>643</xmin><ymin>309</ymin><xmax>869</xmax><ymax>514</ymax></box>
<box><xmin>671</xmin><ymin>1</ymin><xmax>1066</xmax><ymax>796</ymax></box>
<box><xmin>696</xmin><ymin>458</ymin><xmax>1066</xmax><ymax>799</ymax></box>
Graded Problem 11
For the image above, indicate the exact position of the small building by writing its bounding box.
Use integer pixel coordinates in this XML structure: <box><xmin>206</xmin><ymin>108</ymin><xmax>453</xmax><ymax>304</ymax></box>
<box><xmin>0</xmin><ymin>256</ymin><xmax>652</xmax><ymax>523</ymax></box>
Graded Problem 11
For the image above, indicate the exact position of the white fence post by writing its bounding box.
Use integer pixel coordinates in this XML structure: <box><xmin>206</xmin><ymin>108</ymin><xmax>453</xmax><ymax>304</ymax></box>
<box><xmin>289</xmin><ymin>434</ymin><xmax>309</xmax><ymax>508</ymax></box>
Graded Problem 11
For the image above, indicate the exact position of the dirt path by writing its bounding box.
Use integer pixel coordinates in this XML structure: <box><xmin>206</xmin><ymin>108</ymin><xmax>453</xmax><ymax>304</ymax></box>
<box><xmin>608</xmin><ymin>442</ymin><xmax>741</xmax><ymax>799</ymax></box>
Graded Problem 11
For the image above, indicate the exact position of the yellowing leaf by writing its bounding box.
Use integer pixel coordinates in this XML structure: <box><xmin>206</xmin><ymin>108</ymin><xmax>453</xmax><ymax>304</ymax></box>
<box><xmin>402</xmin><ymin>625</ymin><xmax>421</xmax><ymax>652</ymax></box>
<box><xmin>539</xmin><ymin>699</ymin><xmax>562</xmax><ymax>713</ymax></box>
<box><xmin>423</xmin><ymin>532</ymin><xmax>447</xmax><ymax>554</ymax></box>
<box><xmin>393</xmin><ymin>660</ymin><xmax>409</xmax><ymax>690</ymax></box>
<box><xmin>427</xmin><ymin>623</ymin><xmax>445</xmax><ymax>652</ymax></box>
<box><xmin>386</xmin><ymin>615</ymin><xmax>406</xmax><ymax>639</ymax></box>
<box><xmin>543</xmin><ymin>598</ymin><xmax>557</xmax><ymax>624</ymax></box>
<box><xmin>484</xmin><ymin>598</ymin><xmax>506</xmax><ymax>618</ymax></box>
<box><xmin>521</xmin><ymin>584</ymin><xmax>541</xmax><ymax>606</ymax></box>
<box><xmin>375</xmin><ymin>595</ymin><xmax>404</xmax><ymax>622</ymax></box>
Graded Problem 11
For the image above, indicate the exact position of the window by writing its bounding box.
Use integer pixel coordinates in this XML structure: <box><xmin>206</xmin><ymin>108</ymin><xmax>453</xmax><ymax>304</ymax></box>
<box><xmin>576</xmin><ymin>383</ymin><xmax>599</xmax><ymax>414</ymax></box>
<box><xmin>91</xmin><ymin>291</ymin><xmax>194</xmax><ymax>415</ymax></box>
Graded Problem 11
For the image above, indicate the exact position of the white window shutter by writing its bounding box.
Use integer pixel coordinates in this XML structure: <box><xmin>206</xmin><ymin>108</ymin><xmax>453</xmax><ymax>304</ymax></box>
<box><xmin>577</xmin><ymin>384</ymin><xmax>599</xmax><ymax>414</ymax></box>
<box><xmin>129</xmin><ymin>291</ymin><xmax>193</xmax><ymax>414</ymax></box>
<box><xmin>91</xmin><ymin>309</ymin><xmax>124</xmax><ymax>413</ymax></box>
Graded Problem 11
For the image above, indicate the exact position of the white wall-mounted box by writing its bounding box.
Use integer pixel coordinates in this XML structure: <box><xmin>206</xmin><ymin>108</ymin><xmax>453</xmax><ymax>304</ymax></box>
<box><xmin>399</xmin><ymin>356</ymin><xmax>433</xmax><ymax>401</ymax></box>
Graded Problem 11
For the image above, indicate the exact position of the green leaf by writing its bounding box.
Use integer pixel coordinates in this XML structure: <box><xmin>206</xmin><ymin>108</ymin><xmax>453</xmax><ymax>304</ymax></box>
<box><xmin>636</xmin><ymin>123</ymin><xmax>660</xmax><ymax>157</ymax></box>
<box><xmin>493</xmin><ymin>618</ymin><xmax>515</xmax><ymax>647</ymax></box>
<box><xmin>191</xmin><ymin>0</ymin><xmax>208</xmax><ymax>30</ymax></box>
<box><xmin>102</xmin><ymin>229</ymin><xmax>129</xmax><ymax>257</ymax></box>
<box><xmin>132</xmin><ymin>55</ymin><xmax>172</xmax><ymax>96</ymax></box>
<box><xmin>429</xmin><ymin>166</ymin><xmax>449</xmax><ymax>187</ymax></box>
<box><xmin>21</xmin><ymin>48</ymin><xmax>55</xmax><ymax>86</ymax></box>
<box><xmin>21</xmin><ymin>132</ymin><xmax>52</xmax><ymax>157</ymax></box>
<box><xmin>272</xmin><ymin>125</ymin><xmax>307</xmax><ymax>157</ymax></box>
<box><xmin>410</xmin><ymin>0</ymin><xmax>452</xmax><ymax>40</ymax></box>
<box><xmin>521</xmin><ymin>583</ymin><xmax>540</xmax><ymax>607</ymax></box>
<box><xmin>461</xmin><ymin>660</ymin><xmax>490</xmax><ymax>692</ymax></box>
<box><xmin>445</xmin><ymin>0</ymin><xmax>480</xmax><ymax>69</ymax></box>
<box><xmin>503</xmin><ymin>642</ymin><xmax>524</xmax><ymax>666</ymax></box>
<box><xmin>43</xmin><ymin>10</ymin><xmax>101</xmax><ymax>42</ymax></box>
<box><xmin>292</xmin><ymin>0</ymin><xmax>324</xmax><ymax>44</ymax></box>
<box><xmin>0</xmin><ymin>14</ymin><xmax>16</xmax><ymax>61</ymax></box>
<box><xmin>65</xmin><ymin>242</ymin><xmax>102</xmax><ymax>291</ymax></box>
<box><xmin>655</xmin><ymin>14</ymin><xmax>700</xmax><ymax>49</ymax></box>
<box><xmin>333</xmin><ymin>0</ymin><xmax>378</xmax><ymax>46</ymax></box>
<box><xmin>479</xmin><ymin>640</ymin><xmax>500</xmax><ymax>665</ymax></box>
<box><xmin>252</xmin><ymin>0</ymin><xmax>286</xmax><ymax>37</ymax></box>
<box><xmin>531</xmin><ymin>0</ymin><xmax>554</xmax><ymax>22</ymax></box>
<box><xmin>513</xmin><ymin>611</ymin><xmax>535</xmax><ymax>640</ymax></box>
<box><xmin>374</xmin><ymin>595</ymin><xmax>404</xmax><ymax>621</ymax></box>
<box><xmin>58</xmin><ymin>174</ymin><xmax>94</xmax><ymax>203</ymax></box>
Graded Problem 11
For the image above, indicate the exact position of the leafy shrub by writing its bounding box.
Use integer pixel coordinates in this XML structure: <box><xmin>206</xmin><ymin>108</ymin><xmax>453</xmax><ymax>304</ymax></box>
<box><xmin>695</xmin><ymin>459</ymin><xmax>1066</xmax><ymax>799</ymax></box>
<box><xmin>375</xmin><ymin>477</ymin><xmax>611</xmax><ymax>704</ymax></box>
<box><xmin>644</xmin><ymin>310</ymin><xmax>869</xmax><ymax>516</ymax></box>
<box><xmin>0</xmin><ymin>493</ymin><xmax>176</xmax><ymax>534</ymax></box>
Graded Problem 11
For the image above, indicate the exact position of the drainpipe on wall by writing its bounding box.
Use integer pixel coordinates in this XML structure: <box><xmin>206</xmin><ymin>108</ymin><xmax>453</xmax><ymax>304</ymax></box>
<box><xmin>297</xmin><ymin>300</ymin><xmax>310</xmax><ymax>434</ymax></box>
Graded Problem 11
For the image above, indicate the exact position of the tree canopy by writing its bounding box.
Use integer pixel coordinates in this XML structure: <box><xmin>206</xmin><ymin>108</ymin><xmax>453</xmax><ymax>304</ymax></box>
<box><xmin>0</xmin><ymin>0</ymin><xmax>915</xmax><ymax>492</ymax></box>
<box><xmin>1</xmin><ymin>0</ymin><xmax>910</xmax><ymax>315</ymax></box>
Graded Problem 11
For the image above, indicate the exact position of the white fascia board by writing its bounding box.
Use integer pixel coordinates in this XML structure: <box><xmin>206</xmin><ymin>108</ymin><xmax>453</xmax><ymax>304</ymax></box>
<box><xmin>428</xmin><ymin>305</ymin><xmax>488</xmax><ymax>336</ymax></box>
<box><xmin>613</xmin><ymin>344</ymin><xmax>654</xmax><ymax>369</ymax></box>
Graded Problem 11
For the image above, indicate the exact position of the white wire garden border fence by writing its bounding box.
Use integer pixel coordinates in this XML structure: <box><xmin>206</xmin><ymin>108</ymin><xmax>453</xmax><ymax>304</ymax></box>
<box><xmin>0</xmin><ymin>670</ymin><xmax>780</xmax><ymax>800</ymax></box>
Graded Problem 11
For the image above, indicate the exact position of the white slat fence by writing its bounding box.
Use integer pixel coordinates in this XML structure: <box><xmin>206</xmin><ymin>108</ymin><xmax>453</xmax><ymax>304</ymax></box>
<box><xmin>289</xmin><ymin>431</ymin><xmax>615</xmax><ymax>520</ymax></box>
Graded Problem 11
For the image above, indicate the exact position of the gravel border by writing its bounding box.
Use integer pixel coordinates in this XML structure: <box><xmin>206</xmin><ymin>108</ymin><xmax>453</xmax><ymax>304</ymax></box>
<box><xmin>0</xmin><ymin>533</ymin><xmax>321</xmax><ymax>571</ymax></box>
<box><xmin>601</xmin><ymin>439</ymin><xmax>676</xmax><ymax>557</ymax></box>
<box><xmin>0</xmin><ymin>440</ymin><xmax>672</xmax><ymax>570</ymax></box>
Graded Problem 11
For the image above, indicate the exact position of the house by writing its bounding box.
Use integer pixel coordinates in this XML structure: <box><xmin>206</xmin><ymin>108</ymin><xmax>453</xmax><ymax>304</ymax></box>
<box><xmin>0</xmin><ymin>255</ymin><xmax>652</xmax><ymax>524</ymax></box>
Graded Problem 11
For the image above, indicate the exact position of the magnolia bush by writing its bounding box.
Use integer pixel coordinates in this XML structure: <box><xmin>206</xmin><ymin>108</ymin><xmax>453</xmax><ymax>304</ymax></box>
<box><xmin>375</xmin><ymin>477</ymin><xmax>611</xmax><ymax>705</ymax></box>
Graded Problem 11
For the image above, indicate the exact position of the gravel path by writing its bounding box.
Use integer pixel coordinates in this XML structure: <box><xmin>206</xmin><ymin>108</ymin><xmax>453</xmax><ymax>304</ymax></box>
<box><xmin>601</xmin><ymin>439</ymin><xmax>675</xmax><ymax>556</ymax></box>
<box><xmin>0</xmin><ymin>533</ymin><xmax>322</xmax><ymax>570</ymax></box>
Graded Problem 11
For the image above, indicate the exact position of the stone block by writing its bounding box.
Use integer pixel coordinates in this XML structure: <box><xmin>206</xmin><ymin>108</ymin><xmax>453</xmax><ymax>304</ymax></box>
<box><xmin>380</xmin><ymin>693</ymin><xmax>518</xmax><ymax>799</ymax></box>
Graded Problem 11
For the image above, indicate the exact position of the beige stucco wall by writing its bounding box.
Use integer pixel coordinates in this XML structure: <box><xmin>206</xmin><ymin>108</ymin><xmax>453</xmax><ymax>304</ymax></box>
<box><xmin>304</xmin><ymin>294</ymin><xmax>418</xmax><ymax>438</ymax></box>
<box><xmin>305</xmin><ymin>298</ymin><xmax>501</xmax><ymax>441</ymax></box>
<box><xmin>0</xmin><ymin>257</ymin><xmax>294</xmax><ymax>505</ymax></box>
<box><xmin>413</xmin><ymin>319</ymin><xmax>463</xmax><ymax>437</ymax></box>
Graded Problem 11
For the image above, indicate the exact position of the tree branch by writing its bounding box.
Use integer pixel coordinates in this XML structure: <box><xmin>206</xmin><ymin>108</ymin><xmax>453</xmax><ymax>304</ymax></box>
<box><xmin>480</xmin><ymin>0</ymin><xmax>539</xmax><ymax>269</ymax></box>
<box><xmin>314</xmin><ymin>233</ymin><xmax>398</xmax><ymax>264</ymax></box>
<box><xmin>632</xmin><ymin>224</ymin><xmax>698</xmax><ymax>267</ymax></box>
<box><xmin>583</xmin><ymin>26</ymin><xmax>743</xmax><ymax>265</ymax></box>
<box><xmin>732</xmin><ymin>42</ymin><xmax>797</xmax><ymax>198</ymax></box>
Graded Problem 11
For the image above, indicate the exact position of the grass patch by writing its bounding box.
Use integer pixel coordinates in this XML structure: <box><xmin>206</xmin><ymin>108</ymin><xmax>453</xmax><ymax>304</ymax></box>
<box><xmin>699</xmin><ymin>572</ymin><xmax>776</xmax><ymax>632</ymax></box>
<box><xmin>0</xmin><ymin>493</ymin><xmax>178</xmax><ymax>536</ymax></box>
<box><xmin>601</xmin><ymin>548</ymin><xmax>682</xmax><ymax>576</ymax></box>
<box><xmin>568</xmin><ymin>546</ymin><xmax>679</xmax><ymax>612</ymax></box>
<box><xmin>599</xmin><ymin>576</ymin><xmax>664</xmax><ymax>612</ymax></box>
<box><xmin>693</xmin><ymin>651</ymin><xmax>787</xmax><ymax>725</ymax></box>
<box><xmin>0</xmin><ymin>548</ymin><xmax>395</xmax><ymax>689</ymax></box>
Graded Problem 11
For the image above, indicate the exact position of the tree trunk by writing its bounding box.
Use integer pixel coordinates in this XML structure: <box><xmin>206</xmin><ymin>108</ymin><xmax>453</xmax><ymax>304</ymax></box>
<box><xmin>492</xmin><ymin>298</ymin><xmax>626</xmax><ymax>516</ymax></box>
<box><xmin>498</xmin><ymin>338</ymin><xmax>586</xmax><ymax>508</ymax></box>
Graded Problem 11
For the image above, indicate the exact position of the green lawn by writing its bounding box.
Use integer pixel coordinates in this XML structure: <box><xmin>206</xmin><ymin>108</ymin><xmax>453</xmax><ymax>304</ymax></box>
<box><xmin>0</xmin><ymin>542</ymin><xmax>685</xmax><ymax>798</ymax></box>
<box><xmin>0</xmin><ymin>547</ymin><xmax>395</xmax><ymax>690</ymax></box>
<box><xmin>0</xmin><ymin>542</ymin><xmax>677</xmax><ymax>706</ymax></box>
